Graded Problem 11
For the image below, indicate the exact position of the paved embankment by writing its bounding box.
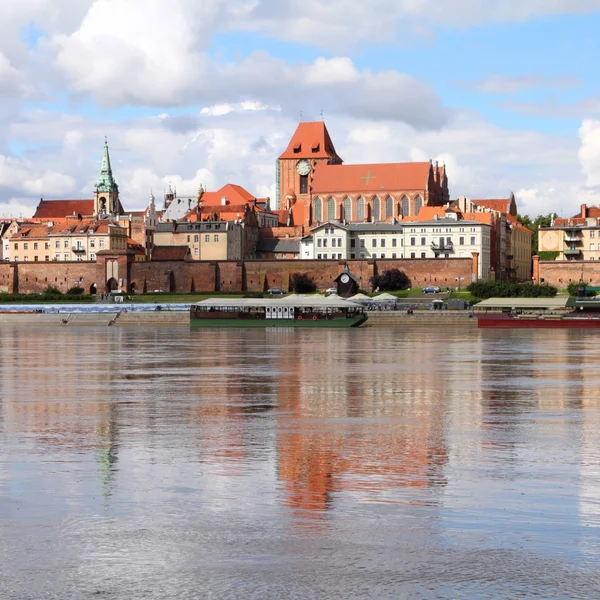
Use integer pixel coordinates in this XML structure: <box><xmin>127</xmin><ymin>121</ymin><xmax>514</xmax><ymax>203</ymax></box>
<box><xmin>0</xmin><ymin>310</ymin><xmax>475</xmax><ymax>327</ymax></box>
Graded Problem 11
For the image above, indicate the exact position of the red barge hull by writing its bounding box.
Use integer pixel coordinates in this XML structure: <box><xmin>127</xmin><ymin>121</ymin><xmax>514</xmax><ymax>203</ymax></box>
<box><xmin>476</xmin><ymin>315</ymin><xmax>600</xmax><ymax>329</ymax></box>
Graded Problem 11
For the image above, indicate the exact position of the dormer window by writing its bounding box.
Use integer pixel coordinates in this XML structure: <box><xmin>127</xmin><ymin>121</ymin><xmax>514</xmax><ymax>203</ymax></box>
<box><xmin>293</xmin><ymin>144</ymin><xmax>301</xmax><ymax>154</ymax></box>
<box><xmin>312</xmin><ymin>143</ymin><xmax>320</xmax><ymax>153</ymax></box>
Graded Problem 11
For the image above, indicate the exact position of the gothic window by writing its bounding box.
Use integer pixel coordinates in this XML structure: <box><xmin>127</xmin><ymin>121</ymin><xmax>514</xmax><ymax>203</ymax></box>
<box><xmin>372</xmin><ymin>196</ymin><xmax>380</xmax><ymax>220</ymax></box>
<box><xmin>385</xmin><ymin>195</ymin><xmax>393</xmax><ymax>219</ymax></box>
<box><xmin>313</xmin><ymin>197</ymin><xmax>322</xmax><ymax>222</ymax></box>
<box><xmin>401</xmin><ymin>195</ymin><xmax>410</xmax><ymax>216</ymax></box>
<box><xmin>300</xmin><ymin>175</ymin><xmax>308</xmax><ymax>194</ymax></box>
<box><xmin>357</xmin><ymin>196</ymin><xmax>365</xmax><ymax>220</ymax></box>
<box><xmin>343</xmin><ymin>197</ymin><xmax>351</xmax><ymax>220</ymax></box>
<box><xmin>327</xmin><ymin>197</ymin><xmax>336</xmax><ymax>221</ymax></box>
<box><xmin>414</xmin><ymin>195</ymin><xmax>423</xmax><ymax>216</ymax></box>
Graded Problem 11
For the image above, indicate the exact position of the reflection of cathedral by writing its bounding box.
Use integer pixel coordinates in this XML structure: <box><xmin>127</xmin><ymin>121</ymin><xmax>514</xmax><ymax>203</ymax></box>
<box><xmin>277</xmin><ymin>121</ymin><xmax>449</xmax><ymax>227</ymax></box>
<box><xmin>275</xmin><ymin>330</ymin><xmax>450</xmax><ymax>519</ymax></box>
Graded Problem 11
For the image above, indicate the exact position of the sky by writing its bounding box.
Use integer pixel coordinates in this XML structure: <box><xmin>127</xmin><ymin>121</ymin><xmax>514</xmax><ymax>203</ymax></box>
<box><xmin>2</xmin><ymin>0</ymin><xmax>600</xmax><ymax>219</ymax></box>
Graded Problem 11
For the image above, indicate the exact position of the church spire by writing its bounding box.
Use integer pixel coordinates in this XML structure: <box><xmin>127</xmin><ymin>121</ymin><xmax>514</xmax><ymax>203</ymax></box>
<box><xmin>94</xmin><ymin>137</ymin><xmax>117</xmax><ymax>194</ymax></box>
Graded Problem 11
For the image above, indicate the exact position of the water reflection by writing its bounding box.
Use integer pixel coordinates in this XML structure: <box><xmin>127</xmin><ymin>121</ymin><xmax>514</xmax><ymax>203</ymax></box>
<box><xmin>1</xmin><ymin>326</ymin><xmax>600</xmax><ymax>598</ymax></box>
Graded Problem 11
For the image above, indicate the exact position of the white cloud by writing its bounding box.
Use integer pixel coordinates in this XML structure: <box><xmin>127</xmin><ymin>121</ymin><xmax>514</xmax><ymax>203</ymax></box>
<box><xmin>469</xmin><ymin>74</ymin><xmax>581</xmax><ymax>95</ymax></box>
<box><xmin>579</xmin><ymin>119</ymin><xmax>600</xmax><ymax>194</ymax></box>
<box><xmin>0</xmin><ymin>155</ymin><xmax>76</xmax><ymax>197</ymax></box>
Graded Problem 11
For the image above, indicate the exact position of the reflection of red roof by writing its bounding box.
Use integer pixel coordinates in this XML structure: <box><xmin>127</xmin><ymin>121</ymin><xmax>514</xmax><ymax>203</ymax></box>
<box><xmin>152</xmin><ymin>246</ymin><xmax>189</xmax><ymax>261</ymax></box>
<box><xmin>311</xmin><ymin>162</ymin><xmax>432</xmax><ymax>194</ymax></box>
<box><xmin>33</xmin><ymin>199</ymin><xmax>94</xmax><ymax>219</ymax></box>
<box><xmin>279</xmin><ymin>122</ymin><xmax>341</xmax><ymax>161</ymax></box>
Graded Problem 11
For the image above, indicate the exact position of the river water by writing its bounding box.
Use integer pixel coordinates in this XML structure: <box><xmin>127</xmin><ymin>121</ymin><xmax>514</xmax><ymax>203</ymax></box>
<box><xmin>1</xmin><ymin>326</ymin><xmax>600</xmax><ymax>599</ymax></box>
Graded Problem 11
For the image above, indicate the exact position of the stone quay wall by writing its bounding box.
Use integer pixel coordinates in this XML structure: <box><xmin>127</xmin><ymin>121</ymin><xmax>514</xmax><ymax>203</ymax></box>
<box><xmin>0</xmin><ymin>257</ymin><xmax>474</xmax><ymax>295</ymax></box>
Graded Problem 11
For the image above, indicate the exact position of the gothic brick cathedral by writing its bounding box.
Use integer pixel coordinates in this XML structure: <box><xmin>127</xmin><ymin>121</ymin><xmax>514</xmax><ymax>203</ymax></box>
<box><xmin>277</xmin><ymin>122</ymin><xmax>450</xmax><ymax>228</ymax></box>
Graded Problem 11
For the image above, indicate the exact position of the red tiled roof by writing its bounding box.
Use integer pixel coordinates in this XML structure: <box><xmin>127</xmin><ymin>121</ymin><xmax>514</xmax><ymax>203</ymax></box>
<box><xmin>127</xmin><ymin>237</ymin><xmax>146</xmax><ymax>255</ymax></box>
<box><xmin>554</xmin><ymin>217</ymin><xmax>586</xmax><ymax>227</ymax></box>
<box><xmin>152</xmin><ymin>245</ymin><xmax>189</xmax><ymax>261</ymax></box>
<box><xmin>50</xmin><ymin>218</ymin><xmax>114</xmax><ymax>235</ymax></box>
<box><xmin>506</xmin><ymin>214</ymin><xmax>532</xmax><ymax>233</ymax></box>
<box><xmin>311</xmin><ymin>162</ymin><xmax>432</xmax><ymax>194</ymax></box>
<box><xmin>200</xmin><ymin>184</ymin><xmax>256</xmax><ymax>206</ymax></box>
<box><xmin>33</xmin><ymin>199</ymin><xmax>94</xmax><ymax>219</ymax></box>
<box><xmin>10</xmin><ymin>223</ymin><xmax>53</xmax><ymax>240</ymax></box>
<box><xmin>570</xmin><ymin>206</ymin><xmax>600</xmax><ymax>218</ymax></box>
<box><xmin>471</xmin><ymin>199</ymin><xmax>511</xmax><ymax>213</ymax></box>
<box><xmin>278</xmin><ymin>122</ymin><xmax>341</xmax><ymax>161</ymax></box>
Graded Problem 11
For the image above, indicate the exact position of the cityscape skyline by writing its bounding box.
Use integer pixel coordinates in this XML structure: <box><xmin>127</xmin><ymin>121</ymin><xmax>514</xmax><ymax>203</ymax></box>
<box><xmin>2</xmin><ymin>2</ymin><xmax>600</xmax><ymax>219</ymax></box>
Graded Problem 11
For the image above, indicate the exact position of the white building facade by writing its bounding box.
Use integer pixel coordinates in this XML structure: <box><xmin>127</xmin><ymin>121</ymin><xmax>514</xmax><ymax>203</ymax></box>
<box><xmin>308</xmin><ymin>216</ymin><xmax>491</xmax><ymax>280</ymax></box>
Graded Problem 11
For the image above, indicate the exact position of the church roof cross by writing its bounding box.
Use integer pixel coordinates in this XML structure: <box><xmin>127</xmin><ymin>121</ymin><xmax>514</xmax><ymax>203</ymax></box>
<box><xmin>360</xmin><ymin>169</ymin><xmax>376</xmax><ymax>187</ymax></box>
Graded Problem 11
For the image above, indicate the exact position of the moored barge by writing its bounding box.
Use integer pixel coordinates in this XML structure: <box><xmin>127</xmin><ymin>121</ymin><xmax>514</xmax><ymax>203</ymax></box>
<box><xmin>474</xmin><ymin>297</ymin><xmax>600</xmax><ymax>328</ymax></box>
<box><xmin>190</xmin><ymin>295</ymin><xmax>368</xmax><ymax>328</ymax></box>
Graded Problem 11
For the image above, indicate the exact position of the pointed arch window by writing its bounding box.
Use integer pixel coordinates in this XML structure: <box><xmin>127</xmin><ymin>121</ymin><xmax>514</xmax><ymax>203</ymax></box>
<box><xmin>385</xmin><ymin>195</ymin><xmax>393</xmax><ymax>219</ymax></box>
<box><xmin>313</xmin><ymin>197</ymin><xmax>322</xmax><ymax>222</ymax></box>
<box><xmin>372</xmin><ymin>196</ymin><xmax>380</xmax><ymax>220</ymax></box>
<box><xmin>343</xmin><ymin>197</ymin><xmax>351</xmax><ymax>220</ymax></box>
<box><xmin>401</xmin><ymin>195</ymin><xmax>410</xmax><ymax>217</ymax></box>
<box><xmin>327</xmin><ymin>197</ymin><xmax>336</xmax><ymax>221</ymax></box>
<box><xmin>357</xmin><ymin>196</ymin><xmax>365</xmax><ymax>220</ymax></box>
<box><xmin>414</xmin><ymin>195</ymin><xmax>423</xmax><ymax>216</ymax></box>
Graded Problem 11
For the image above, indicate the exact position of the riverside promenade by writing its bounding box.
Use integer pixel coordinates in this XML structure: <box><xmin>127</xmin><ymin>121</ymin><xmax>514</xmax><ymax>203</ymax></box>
<box><xmin>0</xmin><ymin>310</ymin><xmax>475</xmax><ymax>328</ymax></box>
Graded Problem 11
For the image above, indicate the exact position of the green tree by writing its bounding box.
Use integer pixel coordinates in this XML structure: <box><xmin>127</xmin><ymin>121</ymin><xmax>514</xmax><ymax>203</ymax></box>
<box><xmin>370</xmin><ymin>268</ymin><xmax>411</xmax><ymax>291</ymax></box>
<box><xmin>290</xmin><ymin>273</ymin><xmax>317</xmax><ymax>294</ymax></box>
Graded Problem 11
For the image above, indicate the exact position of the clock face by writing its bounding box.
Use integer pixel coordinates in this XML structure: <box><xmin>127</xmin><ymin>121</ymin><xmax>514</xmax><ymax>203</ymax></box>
<box><xmin>340</xmin><ymin>274</ymin><xmax>350</xmax><ymax>284</ymax></box>
<box><xmin>296</xmin><ymin>160</ymin><xmax>311</xmax><ymax>176</ymax></box>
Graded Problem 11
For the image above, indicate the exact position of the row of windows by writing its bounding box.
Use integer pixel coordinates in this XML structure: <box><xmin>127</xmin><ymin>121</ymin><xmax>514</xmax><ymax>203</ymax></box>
<box><xmin>12</xmin><ymin>254</ymin><xmax>97</xmax><ymax>262</ymax></box>
<box><xmin>315</xmin><ymin>235</ymin><xmax>479</xmax><ymax>248</ymax></box>
<box><xmin>14</xmin><ymin>239</ymin><xmax>106</xmax><ymax>250</ymax></box>
<box><xmin>316</xmin><ymin>252</ymin><xmax>448</xmax><ymax>260</ymax></box>
<box><xmin>313</xmin><ymin>195</ymin><xmax>423</xmax><ymax>221</ymax></box>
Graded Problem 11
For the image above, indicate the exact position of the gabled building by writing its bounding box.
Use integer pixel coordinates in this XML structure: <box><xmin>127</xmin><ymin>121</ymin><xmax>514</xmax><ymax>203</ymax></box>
<box><xmin>9</xmin><ymin>217</ymin><xmax>129</xmax><ymax>263</ymax></box>
<box><xmin>539</xmin><ymin>203</ymin><xmax>600</xmax><ymax>262</ymax></box>
<box><xmin>277</xmin><ymin>121</ymin><xmax>449</xmax><ymax>227</ymax></box>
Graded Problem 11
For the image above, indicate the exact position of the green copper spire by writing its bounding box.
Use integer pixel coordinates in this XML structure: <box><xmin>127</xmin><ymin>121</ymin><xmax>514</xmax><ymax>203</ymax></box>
<box><xmin>94</xmin><ymin>137</ymin><xmax>118</xmax><ymax>193</ymax></box>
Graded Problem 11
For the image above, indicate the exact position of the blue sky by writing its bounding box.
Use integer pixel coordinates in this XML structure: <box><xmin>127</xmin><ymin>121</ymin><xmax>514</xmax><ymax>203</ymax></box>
<box><xmin>1</xmin><ymin>0</ymin><xmax>600</xmax><ymax>218</ymax></box>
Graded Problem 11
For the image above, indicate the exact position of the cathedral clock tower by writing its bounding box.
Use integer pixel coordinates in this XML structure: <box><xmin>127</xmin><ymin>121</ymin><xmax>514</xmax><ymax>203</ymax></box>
<box><xmin>276</xmin><ymin>121</ymin><xmax>342</xmax><ymax>218</ymax></box>
<box><xmin>94</xmin><ymin>138</ymin><xmax>123</xmax><ymax>217</ymax></box>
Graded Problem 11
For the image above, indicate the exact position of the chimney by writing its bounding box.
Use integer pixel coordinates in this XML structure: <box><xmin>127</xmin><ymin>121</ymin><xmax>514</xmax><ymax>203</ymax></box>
<box><xmin>581</xmin><ymin>203</ymin><xmax>587</xmax><ymax>218</ymax></box>
<box><xmin>221</xmin><ymin>196</ymin><xmax>227</xmax><ymax>206</ymax></box>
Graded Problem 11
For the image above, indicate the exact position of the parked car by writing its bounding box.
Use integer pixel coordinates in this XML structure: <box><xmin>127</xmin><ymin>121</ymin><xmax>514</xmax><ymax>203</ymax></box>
<box><xmin>423</xmin><ymin>285</ymin><xmax>441</xmax><ymax>293</ymax></box>
<box><xmin>267</xmin><ymin>288</ymin><xmax>285</xmax><ymax>295</ymax></box>
<box><xmin>325</xmin><ymin>287</ymin><xmax>337</xmax><ymax>295</ymax></box>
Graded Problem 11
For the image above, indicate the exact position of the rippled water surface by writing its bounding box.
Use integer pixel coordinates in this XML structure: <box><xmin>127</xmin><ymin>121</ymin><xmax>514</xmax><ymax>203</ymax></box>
<box><xmin>2</xmin><ymin>326</ymin><xmax>600</xmax><ymax>599</ymax></box>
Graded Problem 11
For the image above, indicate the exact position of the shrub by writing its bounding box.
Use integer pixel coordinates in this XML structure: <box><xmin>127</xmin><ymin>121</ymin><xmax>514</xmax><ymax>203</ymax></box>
<box><xmin>66</xmin><ymin>286</ymin><xmax>85</xmax><ymax>295</ymax></box>
<box><xmin>538</xmin><ymin>251</ymin><xmax>559</xmax><ymax>261</ymax></box>
<box><xmin>467</xmin><ymin>280</ymin><xmax>557</xmax><ymax>299</ymax></box>
<box><xmin>567</xmin><ymin>282</ymin><xmax>596</xmax><ymax>297</ymax></box>
<box><xmin>290</xmin><ymin>273</ymin><xmax>317</xmax><ymax>294</ymax></box>
<box><xmin>43</xmin><ymin>285</ymin><xmax>62</xmax><ymax>296</ymax></box>
<box><xmin>370</xmin><ymin>268</ymin><xmax>411</xmax><ymax>291</ymax></box>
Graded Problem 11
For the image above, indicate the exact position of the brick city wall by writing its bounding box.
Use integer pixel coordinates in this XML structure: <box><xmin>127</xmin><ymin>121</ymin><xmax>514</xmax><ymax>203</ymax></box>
<box><xmin>5</xmin><ymin>257</ymin><xmax>474</xmax><ymax>294</ymax></box>
<box><xmin>538</xmin><ymin>260</ymin><xmax>600</xmax><ymax>288</ymax></box>
<box><xmin>5</xmin><ymin>261</ymin><xmax>103</xmax><ymax>294</ymax></box>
